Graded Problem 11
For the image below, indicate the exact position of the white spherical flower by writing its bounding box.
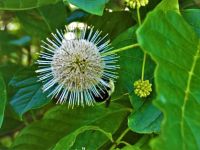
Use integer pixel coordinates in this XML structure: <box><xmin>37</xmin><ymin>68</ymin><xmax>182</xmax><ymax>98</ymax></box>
<box><xmin>36</xmin><ymin>25</ymin><xmax>119</xmax><ymax>108</ymax></box>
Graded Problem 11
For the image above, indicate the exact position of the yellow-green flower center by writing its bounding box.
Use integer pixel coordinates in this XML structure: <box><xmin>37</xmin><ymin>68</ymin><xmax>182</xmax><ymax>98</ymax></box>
<box><xmin>134</xmin><ymin>79</ymin><xmax>152</xmax><ymax>98</ymax></box>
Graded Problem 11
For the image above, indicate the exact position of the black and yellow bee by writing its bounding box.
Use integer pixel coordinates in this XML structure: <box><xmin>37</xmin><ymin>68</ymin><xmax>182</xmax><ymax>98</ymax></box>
<box><xmin>93</xmin><ymin>79</ymin><xmax>115</xmax><ymax>107</ymax></box>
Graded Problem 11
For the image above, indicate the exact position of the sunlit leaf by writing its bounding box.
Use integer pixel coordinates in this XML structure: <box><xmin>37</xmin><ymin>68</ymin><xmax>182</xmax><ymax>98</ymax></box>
<box><xmin>137</xmin><ymin>6</ymin><xmax>200</xmax><ymax>150</ymax></box>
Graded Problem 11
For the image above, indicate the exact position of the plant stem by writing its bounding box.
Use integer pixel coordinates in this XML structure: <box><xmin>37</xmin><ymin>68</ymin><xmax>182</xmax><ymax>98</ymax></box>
<box><xmin>109</xmin><ymin>128</ymin><xmax>130</xmax><ymax>150</ymax></box>
<box><xmin>30</xmin><ymin>110</ymin><xmax>37</xmax><ymax>121</ymax></box>
<box><xmin>136</xmin><ymin>5</ymin><xmax>146</xmax><ymax>81</ymax></box>
<box><xmin>23</xmin><ymin>117</ymin><xmax>29</xmax><ymax>126</ymax></box>
<box><xmin>137</xmin><ymin>6</ymin><xmax>142</xmax><ymax>26</ymax></box>
<box><xmin>118</xmin><ymin>141</ymin><xmax>132</xmax><ymax>147</ymax></box>
<box><xmin>141</xmin><ymin>52</ymin><xmax>146</xmax><ymax>81</ymax></box>
<box><xmin>102</xmin><ymin>43</ymin><xmax>139</xmax><ymax>56</ymax></box>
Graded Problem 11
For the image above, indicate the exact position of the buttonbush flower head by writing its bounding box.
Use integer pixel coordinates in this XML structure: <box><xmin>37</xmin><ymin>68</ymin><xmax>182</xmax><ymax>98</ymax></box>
<box><xmin>125</xmin><ymin>0</ymin><xmax>149</xmax><ymax>9</ymax></box>
<box><xmin>134</xmin><ymin>79</ymin><xmax>152</xmax><ymax>98</ymax></box>
<box><xmin>36</xmin><ymin>24</ymin><xmax>119</xmax><ymax>108</ymax></box>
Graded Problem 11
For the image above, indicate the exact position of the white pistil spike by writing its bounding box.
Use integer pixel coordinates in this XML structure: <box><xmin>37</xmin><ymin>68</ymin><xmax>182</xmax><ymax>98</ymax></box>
<box><xmin>36</xmin><ymin>24</ymin><xmax>119</xmax><ymax>107</ymax></box>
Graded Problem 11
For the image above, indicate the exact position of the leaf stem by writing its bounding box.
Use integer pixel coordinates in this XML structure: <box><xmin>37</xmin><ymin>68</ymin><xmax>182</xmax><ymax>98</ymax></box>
<box><xmin>102</xmin><ymin>43</ymin><xmax>139</xmax><ymax>56</ymax></box>
<box><xmin>109</xmin><ymin>128</ymin><xmax>130</xmax><ymax>150</ymax></box>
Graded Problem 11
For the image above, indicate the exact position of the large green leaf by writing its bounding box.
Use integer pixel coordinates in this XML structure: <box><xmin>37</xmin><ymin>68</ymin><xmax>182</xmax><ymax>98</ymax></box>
<box><xmin>68</xmin><ymin>0</ymin><xmax>109</xmax><ymax>16</ymax></box>
<box><xmin>156</xmin><ymin>0</ymin><xmax>179</xmax><ymax>12</ymax></box>
<box><xmin>137</xmin><ymin>8</ymin><xmax>200</xmax><ymax>150</ymax></box>
<box><xmin>16</xmin><ymin>2</ymin><xmax>67</xmax><ymax>39</ymax></box>
<box><xmin>111</xmin><ymin>27</ymin><xmax>162</xmax><ymax>133</ymax></box>
<box><xmin>53</xmin><ymin>126</ymin><xmax>113</xmax><ymax>150</ymax></box>
<box><xmin>9</xmin><ymin>68</ymin><xmax>50</xmax><ymax>118</ymax></box>
<box><xmin>86</xmin><ymin>11</ymin><xmax>135</xmax><ymax>40</ymax></box>
<box><xmin>182</xmin><ymin>9</ymin><xmax>200</xmax><ymax>37</ymax></box>
<box><xmin>0</xmin><ymin>73</ymin><xmax>6</xmax><ymax>127</ymax></box>
<box><xmin>0</xmin><ymin>0</ymin><xmax>60</xmax><ymax>10</ymax></box>
<box><xmin>67</xmin><ymin>10</ymin><xmax>134</xmax><ymax>40</ymax></box>
<box><xmin>12</xmin><ymin>103</ymin><xmax>129</xmax><ymax>150</ymax></box>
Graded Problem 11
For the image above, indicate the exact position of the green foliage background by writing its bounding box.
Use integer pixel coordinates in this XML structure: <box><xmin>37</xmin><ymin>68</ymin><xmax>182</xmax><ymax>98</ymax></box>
<box><xmin>0</xmin><ymin>0</ymin><xmax>200</xmax><ymax>149</ymax></box>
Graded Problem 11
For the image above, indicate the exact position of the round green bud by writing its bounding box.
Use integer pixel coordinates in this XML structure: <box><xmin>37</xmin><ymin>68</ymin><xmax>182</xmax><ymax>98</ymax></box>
<box><xmin>125</xmin><ymin>0</ymin><xmax>149</xmax><ymax>9</ymax></box>
<box><xmin>134</xmin><ymin>79</ymin><xmax>152</xmax><ymax>98</ymax></box>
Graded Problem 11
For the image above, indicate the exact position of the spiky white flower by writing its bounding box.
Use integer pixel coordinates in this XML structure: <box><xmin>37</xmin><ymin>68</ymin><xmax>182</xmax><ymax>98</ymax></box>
<box><xmin>36</xmin><ymin>25</ymin><xmax>119</xmax><ymax>108</ymax></box>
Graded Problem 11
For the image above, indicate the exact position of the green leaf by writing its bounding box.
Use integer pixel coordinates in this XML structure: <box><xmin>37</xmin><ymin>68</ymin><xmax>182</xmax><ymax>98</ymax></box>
<box><xmin>182</xmin><ymin>9</ymin><xmax>200</xmax><ymax>37</ymax></box>
<box><xmin>86</xmin><ymin>11</ymin><xmax>135</xmax><ymax>40</ymax></box>
<box><xmin>0</xmin><ymin>31</ymin><xmax>20</xmax><ymax>55</ymax></box>
<box><xmin>0</xmin><ymin>107</ymin><xmax>23</xmax><ymax>136</ymax></box>
<box><xmin>137</xmin><ymin>8</ymin><xmax>200</xmax><ymax>150</ymax></box>
<box><xmin>9</xmin><ymin>36</ymin><xmax>31</xmax><ymax>46</ymax></box>
<box><xmin>111</xmin><ymin>27</ymin><xmax>162</xmax><ymax>133</ymax></box>
<box><xmin>9</xmin><ymin>68</ymin><xmax>50</xmax><ymax>118</ymax></box>
<box><xmin>12</xmin><ymin>103</ymin><xmax>129</xmax><ymax>150</ymax></box>
<box><xmin>53</xmin><ymin>126</ymin><xmax>113</xmax><ymax>150</ymax></box>
<box><xmin>0</xmin><ymin>0</ymin><xmax>60</xmax><ymax>10</ymax></box>
<box><xmin>68</xmin><ymin>0</ymin><xmax>109</xmax><ymax>16</ymax></box>
<box><xmin>156</xmin><ymin>0</ymin><xmax>179</xmax><ymax>12</ymax></box>
<box><xmin>112</xmin><ymin>27</ymin><xmax>143</xmax><ymax>97</ymax></box>
<box><xmin>0</xmin><ymin>73</ymin><xmax>6</xmax><ymax>127</ymax></box>
<box><xmin>16</xmin><ymin>2</ymin><xmax>67</xmax><ymax>39</ymax></box>
<box><xmin>121</xmin><ymin>145</ymin><xmax>141</xmax><ymax>150</ymax></box>
<box><xmin>128</xmin><ymin>100</ymin><xmax>162</xmax><ymax>134</ymax></box>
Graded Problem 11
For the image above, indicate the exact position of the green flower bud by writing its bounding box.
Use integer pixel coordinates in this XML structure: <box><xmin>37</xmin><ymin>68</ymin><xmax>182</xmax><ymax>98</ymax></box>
<box><xmin>134</xmin><ymin>79</ymin><xmax>152</xmax><ymax>98</ymax></box>
<box><xmin>125</xmin><ymin>0</ymin><xmax>149</xmax><ymax>9</ymax></box>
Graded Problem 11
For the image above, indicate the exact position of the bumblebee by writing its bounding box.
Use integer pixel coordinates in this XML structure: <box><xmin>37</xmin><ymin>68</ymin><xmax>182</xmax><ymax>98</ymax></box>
<box><xmin>93</xmin><ymin>79</ymin><xmax>115</xmax><ymax>107</ymax></box>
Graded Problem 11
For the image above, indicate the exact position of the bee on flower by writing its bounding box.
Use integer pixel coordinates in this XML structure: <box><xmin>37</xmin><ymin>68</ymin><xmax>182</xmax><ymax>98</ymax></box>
<box><xmin>36</xmin><ymin>23</ymin><xmax>119</xmax><ymax>108</ymax></box>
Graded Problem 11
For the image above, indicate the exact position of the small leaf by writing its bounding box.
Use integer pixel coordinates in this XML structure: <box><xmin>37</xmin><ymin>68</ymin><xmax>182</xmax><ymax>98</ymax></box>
<box><xmin>0</xmin><ymin>73</ymin><xmax>6</xmax><ymax>127</ymax></box>
<box><xmin>137</xmin><ymin>7</ymin><xmax>200</xmax><ymax>150</ymax></box>
<box><xmin>53</xmin><ymin>126</ymin><xmax>113</xmax><ymax>150</ymax></box>
<box><xmin>12</xmin><ymin>103</ymin><xmax>129</xmax><ymax>150</ymax></box>
<box><xmin>9</xmin><ymin>36</ymin><xmax>31</xmax><ymax>46</ymax></box>
<box><xmin>68</xmin><ymin>0</ymin><xmax>109</xmax><ymax>16</ymax></box>
<box><xmin>128</xmin><ymin>100</ymin><xmax>162</xmax><ymax>134</ymax></box>
<box><xmin>9</xmin><ymin>68</ymin><xmax>50</xmax><ymax>118</ymax></box>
